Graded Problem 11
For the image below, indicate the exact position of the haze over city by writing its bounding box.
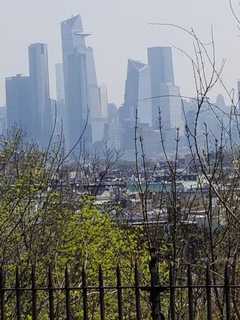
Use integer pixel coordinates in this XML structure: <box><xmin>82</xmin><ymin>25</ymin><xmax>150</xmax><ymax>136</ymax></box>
<box><xmin>2</xmin><ymin>2</ymin><xmax>240</xmax><ymax>318</ymax></box>
<box><xmin>0</xmin><ymin>0</ymin><xmax>240</xmax><ymax>106</ymax></box>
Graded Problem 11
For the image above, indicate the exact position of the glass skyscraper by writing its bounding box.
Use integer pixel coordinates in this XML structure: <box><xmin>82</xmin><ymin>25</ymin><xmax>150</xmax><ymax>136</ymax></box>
<box><xmin>61</xmin><ymin>15</ymin><xmax>99</xmax><ymax>153</ymax></box>
<box><xmin>148</xmin><ymin>47</ymin><xmax>184</xmax><ymax>134</ymax></box>
<box><xmin>6</xmin><ymin>75</ymin><xmax>33</xmax><ymax>137</ymax></box>
<box><xmin>28</xmin><ymin>43</ymin><xmax>51</xmax><ymax>146</ymax></box>
<box><xmin>124</xmin><ymin>59</ymin><xmax>152</xmax><ymax>126</ymax></box>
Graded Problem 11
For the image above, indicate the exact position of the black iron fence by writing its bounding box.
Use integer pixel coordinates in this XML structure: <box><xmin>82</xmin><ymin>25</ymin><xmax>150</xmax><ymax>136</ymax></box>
<box><xmin>0</xmin><ymin>263</ymin><xmax>238</xmax><ymax>319</ymax></box>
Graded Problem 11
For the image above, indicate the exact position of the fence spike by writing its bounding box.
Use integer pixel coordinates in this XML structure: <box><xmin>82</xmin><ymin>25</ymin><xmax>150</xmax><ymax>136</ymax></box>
<box><xmin>169</xmin><ymin>263</ymin><xmax>175</xmax><ymax>320</ymax></box>
<box><xmin>0</xmin><ymin>268</ymin><xmax>5</xmax><ymax>320</ymax></box>
<box><xmin>98</xmin><ymin>265</ymin><xmax>105</xmax><ymax>320</ymax></box>
<box><xmin>135</xmin><ymin>261</ymin><xmax>141</xmax><ymax>320</ymax></box>
<box><xmin>116</xmin><ymin>265</ymin><xmax>123</xmax><ymax>320</ymax></box>
<box><xmin>82</xmin><ymin>265</ymin><xmax>88</xmax><ymax>320</ymax></box>
<box><xmin>31</xmin><ymin>265</ymin><xmax>37</xmax><ymax>320</ymax></box>
<box><xmin>224</xmin><ymin>263</ymin><xmax>230</xmax><ymax>320</ymax></box>
<box><xmin>206</xmin><ymin>263</ymin><xmax>212</xmax><ymax>320</ymax></box>
<box><xmin>187</xmin><ymin>264</ymin><xmax>194</xmax><ymax>320</ymax></box>
<box><xmin>15</xmin><ymin>266</ymin><xmax>21</xmax><ymax>320</ymax></box>
<box><xmin>48</xmin><ymin>265</ymin><xmax>54</xmax><ymax>320</ymax></box>
<box><xmin>65</xmin><ymin>266</ymin><xmax>71</xmax><ymax>320</ymax></box>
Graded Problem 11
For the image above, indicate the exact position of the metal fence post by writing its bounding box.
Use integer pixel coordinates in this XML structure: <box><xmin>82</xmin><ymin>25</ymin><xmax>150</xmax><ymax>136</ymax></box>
<box><xmin>187</xmin><ymin>264</ymin><xmax>194</xmax><ymax>320</ymax></box>
<box><xmin>48</xmin><ymin>266</ymin><xmax>54</xmax><ymax>320</ymax></box>
<box><xmin>65</xmin><ymin>266</ymin><xmax>71</xmax><ymax>320</ymax></box>
<box><xmin>98</xmin><ymin>265</ymin><xmax>105</xmax><ymax>320</ymax></box>
<box><xmin>0</xmin><ymin>269</ymin><xmax>5</xmax><ymax>320</ymax></box>
<box><xmin>82</xmin><ymin>266</ymin><xmax>88</xmax><ymax>320</ymax></box>
<box><xmin>169</xmin><ymin>264</ymin><xmax>175</xmax><ymax>320</ymax></box>
<box><xmin>15</xmin><ymin>267</ymin><xmax>21</xmax><ymax>320</ymax></box>
<box><xmin>206</xmin><ymin>264</ymin><xmax>212</xmax><ymax>320</ymax></box>
<box><xmin>31</xmin><ymin>265</ymin><xmax>37</xmax><ymax>320</ymax></box>
<box><xmin>135</xmin><ymin>262</ymin><xmax>141</xmax><ymax>320</ymax></box>
<box><xmin>224</xmin><ymin>264</ymin><xmax>230</xmax><ymax>320</ymax></box>
<box><xmin>116</xmin><ymin>265</ymin><xmax>123</xmax><ymax>320</ymax></box>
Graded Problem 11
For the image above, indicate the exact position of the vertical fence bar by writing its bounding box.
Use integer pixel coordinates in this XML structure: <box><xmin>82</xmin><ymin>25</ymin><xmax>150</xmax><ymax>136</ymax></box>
<box><xmin>116</xmin><ymin>266</ymin><xmax>123</xmax><ymax>320</ymax></box>
<box><xmin>82</xmin><ymin>266</ymin><xmax>88</xmax><ymax>320</ymax></box>
<box><xmin>48</xmin><ymin>266</ymin><xmax>54</xmax><ymax>320</ymax></box>
<box><xmin>224</xmin><ymin>265</ymin><xmax>230</xmax><ymax>320</ymax></box>
<box><xmin>135</xmin><ymin>262</ymin><xmax>141</xmax><ymax>320</ymax></box>
<box><xmin>0</xmin><ymin>269</ymin><xmax>5</xmax><ymax>320</ymax></box>
<box><xmin>31</xmin><ymin>266</ymin><xmax>37</xmax><ymax>320</ymax></box>
<box><xmin>169</xmin><ymin>264</ymin><xmax>175</xmax><ymax>320</ymax></box>
<box><xmin>65</xmin><ymin>267</ymin><xmax>71</xmax><ymax>320</ymax></box>
<box><xmin>206</xmin><ymin>264</ymin><xmax>212</xmax><ymax>320</ymax></box>
<box><xmin>187</xmin><ymin>265</ymin><xmax>194</xmax><ymax>320</ymax></box>
<box><xmin>98</xmin><ymin>266</ymin><xmax>105</xmax><ymax>320</ymax></box>
<box><xmin>15</xmin><ymin>267</ymin><xmax>21</xmax><ymax>320</ymax></box>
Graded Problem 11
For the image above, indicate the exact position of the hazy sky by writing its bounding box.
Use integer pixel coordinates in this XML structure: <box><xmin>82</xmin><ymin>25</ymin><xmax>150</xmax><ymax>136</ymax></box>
<box><xmin>0</xmin><ymin>0</ymin><xmax>240</xmax><ymax>106</ymax></box>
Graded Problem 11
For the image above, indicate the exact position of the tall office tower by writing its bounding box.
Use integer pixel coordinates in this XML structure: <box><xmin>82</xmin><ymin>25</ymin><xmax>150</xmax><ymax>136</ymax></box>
<box><xmin>61</xmin><ymin>15</ymin><xmax>96</xmax><ymax>153</ymax></box>
<box><xmin>124</xmin><ymin>59</ymin><xmax>152</xmax><ymax>126</ymax></box>
<box><xmin>55</xmin><ymin>63</ymin><xmax>65</xmax><ymax>134</ymax></box>
<box><xmin>55</xmin><ymin>63</ymin><xmax>65</xmax><ymax>103</ymax></box>
<box><xmin>91</xmin><ymin>85</ymin><xmax>108</xmax><ymax>144</ymax></box>
<box><xmin>6</xmin><ymin>75</ymin><xmax>33</xmax><ymax>136</ymax></box>
<box><xmin>148</xmin><ymin>47</ymin><xmax>184</xmax><ymax>133</ymax></box>
<box><xmin>28</xmin><ymin>43</ymin><xmax>51</xmax><ymax>146</ymax></box>
<box><xmin>98</xmin><ymin>85</ymin><xmax>108</xmax><ymax>118</ymax></box>
<box><xmin>158</xmin><ymin>84</ymin><xmax>183</xmax><ymax>133</ymax></box>
<box><xmin>89</xmin><ymin>86</ymin><xmax>108</xmax><ymax>143</ymax></box>
<box><xmin>86</xmin><ymin>47</ymin><xmax>101</xmax><ymax>119</ymax></box>
<box><xmin>107</xmin><ymin>103</ymin><xmax>118</xmax><ymax>121</ymax></box>
<box><xmin>0</xmin><ymin>107</ymin><xmax>7</xmax><ymax>135</ymax></box>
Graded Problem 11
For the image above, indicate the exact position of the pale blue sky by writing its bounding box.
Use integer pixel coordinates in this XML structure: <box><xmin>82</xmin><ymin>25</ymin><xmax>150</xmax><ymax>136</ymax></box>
<box><xmin>0</xmin><ymin>0</ymin><xmax>239</xmax><ymax>105</ymax></box>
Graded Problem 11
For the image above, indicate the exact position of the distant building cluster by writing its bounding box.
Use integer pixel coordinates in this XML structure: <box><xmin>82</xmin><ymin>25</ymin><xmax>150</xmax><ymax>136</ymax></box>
<box><xmin>0</xmin><ymin>15</ymin><xmax>232</xmax><ymax>158</ymax></box>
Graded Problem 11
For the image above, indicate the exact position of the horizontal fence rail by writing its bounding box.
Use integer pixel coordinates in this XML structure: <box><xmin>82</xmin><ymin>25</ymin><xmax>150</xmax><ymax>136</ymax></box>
<box><xmin>0</xmin><ymin>263</ymin><xmax>238</xmax><ymax>319</ymax></box>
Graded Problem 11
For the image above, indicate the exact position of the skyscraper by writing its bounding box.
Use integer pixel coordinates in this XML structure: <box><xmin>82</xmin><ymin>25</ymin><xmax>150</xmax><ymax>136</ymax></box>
<box><xmin>124</xmin><ymin>59</ymin><xmax>152</xmax><ymax>126</ymax></box>
<box><xmin>86</xmin><ymin>47</ymin><xmax>101</xmax><ymax>119</ymax></box>
<box><xmin>0</xmin><ymin>106</ymin><xmax>7</xmax><ymax>136</ymax></box>
<box><xmin>61</xmin><ymin>15</ymin><xmax>97</xmax><ymax>153</ymax></box>
<box><xmin>6</xmin><ymin>75</ymin><xmax>33</xmax><ymax>136</ymax></box>
<box><xmin>55</xmin><ymin>63</ymin><xmax>65</xmax><ymax>134</ymax></box>
<box><xmin>148</xmin><ymin>47</ymin><xmax>175</xmax><ymax>85</ymax></box>
<box><xmin>148</xmin><ymin>47</ymin><xmax>184</xmax><ymax>134</ymax></box>
<box><xmin>28</xmin><ymin>43</ymin><xmax>51</xmax><ymax>146</ymax></box>
<box><xmin>55</xmin><ymin>63</ymin><xmax>65</xmax><ymax>103</ymax></box>
<box><xmin>98</xmin><ymin>85</ymin><xmax>108</xmax><ymax>118</ymax></box>
<box><xmin>91</xmin><ymin>84</ymin><xmax>108</xmax><ymax>144</ymax></box>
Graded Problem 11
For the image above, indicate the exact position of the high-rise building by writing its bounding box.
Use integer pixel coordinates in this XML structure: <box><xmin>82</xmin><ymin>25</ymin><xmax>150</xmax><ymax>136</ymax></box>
<box><xmin>99</xmin><ymin>85</ymin><xmax>108</xmax><ymax>118</ymax></box>
<box><xmin>61</xmin><ymin>15</ymin><xmax>97</xmax><ymax>153</ymax></box>
<box><xmin>55</xmin><ymin>63</ymin><xmax>65</xmax><ymax>134</ymax></box>
<box><xmin>124</xmin><ymin>59</ymin><xmax>152</xmax><ymax>126</ymax></box>
<box><xmin>6</xmin><ymin>75</ymin><xmax>33</xmax><ymax>136</ymax></box>
<box><xmin>91</xmin><ymin>85</ymin><xmax>108</xmax><ymax>144</ymax></box>
<box><xmin>55</xmin><ymin>63</ymin><xmax>65</xmax><ymax>103</ymax></box>
<box><xmin>148</xmin><ymin>47</ymin><xmax>175</xmax><ymax>85</ymax></box>
<box><xmin>28</xmin><ymin>43</ymin><xmax>51</xmax><ymax>146</ymax></box>
<box><xmin>86</xmin><ymin>47</ymin><xmax>101</xmax><ymax>119</ymax></box>
<box><xmin>157</xmin><ymin>83</ymin><xmax>183</xmax><ymax>133</ymax></box>
<box><xmin>0</xmin><ymin>106</ymin><xmax>7</xmax><ymax>135</ymax></box>
<box><xmin>148</xmin><ymin>47</ymin><xmax>184</xmax><ymax>134</ymax></box>
<box><xmin>120</xmin><ymin>59</ymin><xmax>152</xmax><ymax>156</ymax></box>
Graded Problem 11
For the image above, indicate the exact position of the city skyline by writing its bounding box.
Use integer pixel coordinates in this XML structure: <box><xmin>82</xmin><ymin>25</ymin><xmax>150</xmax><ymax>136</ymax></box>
<box><xmin>3</xmin><ymin>11</ymin><xmax>236</xmax><ymax>156</ymax></box>
<box><xmin>0</xmin><ymin>0</ymin><xmax>240</xmax><ymax>107</ymax></box>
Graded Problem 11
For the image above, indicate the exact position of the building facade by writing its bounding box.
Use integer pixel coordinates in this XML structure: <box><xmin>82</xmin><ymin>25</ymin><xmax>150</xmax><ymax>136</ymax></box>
<box><xmin>61</xmin><ymin>15</ymin><xmax>98</xmax><ymax>153</ymax></box>
<box><xmin>148</xmin><ymin>47</ymin><xmax>184</xmax><ymax>134</ymax></box>
<box><xmin>6</xmin><ymin>75</ymin><xmax>33</xmax><ymax>137</ymax></box>
<box><xmin>28</xmin><ymin>43</ymin><xmax>51</xmax><ymax>146</ymax></box>
<box><xmin>124</xmin><ymin>59</ymin><xmax>152</xmax><ymax>126</ymax></box>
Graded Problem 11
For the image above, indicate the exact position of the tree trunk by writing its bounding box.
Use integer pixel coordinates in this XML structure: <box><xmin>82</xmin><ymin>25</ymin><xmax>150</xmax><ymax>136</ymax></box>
<box><xmin>149</xmin><ymin>249</ymin><xmax>165</xmax><ymax>320</ymax></box>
